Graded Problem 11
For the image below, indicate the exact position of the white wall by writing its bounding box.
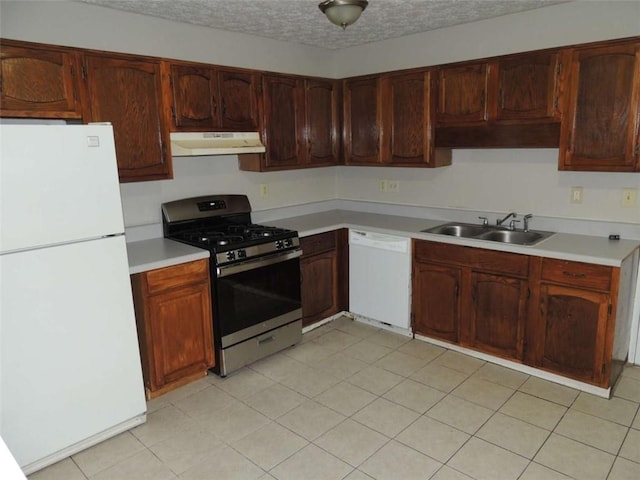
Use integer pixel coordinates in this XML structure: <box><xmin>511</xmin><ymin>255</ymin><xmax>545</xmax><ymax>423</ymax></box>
<box><xmin>0</xmin><ymin>0</ymin><xmax>334</xmax><ymax>76</ymax></box>
<box><xmin>1</xmin><ymin>0</ymin><xmax>639</xmax><ymax>228</ymax></box>
<box><xmin>119</xmin><ymin>157</ymin><xmax>338</xmax><ymax>226</ymax></box>
<box><xmin>336</xmin><ymin>150</ymin><xmax>640</xmax><ymax>226</ymax></box>
<box><xmin>333</xmin><ymin>1</ymin><xmax>640</xmax><ymax>76</ymax></box>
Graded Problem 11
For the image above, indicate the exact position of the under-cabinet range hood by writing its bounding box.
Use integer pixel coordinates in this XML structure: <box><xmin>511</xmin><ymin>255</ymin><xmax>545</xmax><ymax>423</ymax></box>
<box><xmin>170</xmin><ymin>132</ymin><xmax>265</xmax><ymax>156</ymax></box>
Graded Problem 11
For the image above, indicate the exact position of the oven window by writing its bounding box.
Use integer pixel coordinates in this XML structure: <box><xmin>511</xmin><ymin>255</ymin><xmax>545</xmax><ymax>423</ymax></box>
<box><xmin>216</xmin><ymin>257</ymin><xmax>301</xmax><ymax>338</ymax></box>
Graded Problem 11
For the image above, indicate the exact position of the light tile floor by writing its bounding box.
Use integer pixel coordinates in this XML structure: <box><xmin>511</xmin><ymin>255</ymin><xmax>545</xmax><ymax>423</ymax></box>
<box><xmin>29</xmin><ymin>316</ymin><xmax>640</xmax><ymax>480</ymax></box>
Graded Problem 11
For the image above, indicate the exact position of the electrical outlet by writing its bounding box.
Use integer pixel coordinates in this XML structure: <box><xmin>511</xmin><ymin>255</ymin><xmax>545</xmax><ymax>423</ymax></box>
<box><xmin>570</xmin><ymin>186</ymin><xmax>583</xmax><ymax>204</ymax></box>
<box><xmin>260</xmin><ymin>183</ymin><xmax>269</xmax><ymax>197</ymax></box>
<box><xmin>379</xmin><ymin>180</ymin><xmax>388</xmax><ymax>192</ymax></box>
<box><xmin>388</xmin><ymin>180</ymin><xmax>400</xmax><ymax>193</ymax></box>
<box><xmin>622</xmin><ymin>188</ymin><xmax>637</xmax><ymax>207</ymax></box>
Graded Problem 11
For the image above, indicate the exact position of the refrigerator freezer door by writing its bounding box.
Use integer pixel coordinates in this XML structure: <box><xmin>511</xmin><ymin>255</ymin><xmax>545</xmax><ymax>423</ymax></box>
<box><xmin>0</xmin><ymin>235</ymin><xmax>146</xmax><ymax>470</ymax></box>
<box><xmin>0</xmin><ymin>124</ymin><xmax>125</xmax><ymax>253</ymax></box>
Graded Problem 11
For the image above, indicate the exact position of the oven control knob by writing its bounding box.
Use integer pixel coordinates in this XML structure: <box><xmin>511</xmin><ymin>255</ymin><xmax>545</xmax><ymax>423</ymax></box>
<box><xmin>226</xmin><ymin>251</ymin><xmax>236</xmax><ymax>261</ymax></box>
<box><xmin>276</xmin><ymin>240</ymin><xmax>284</xmax><ymax>249</ymax></box>
<box><xmin>284</xmin><ymin>238</ymin><xmax>293</xmax><ymax>248</ymax></box>
<box><xmin>237</xmin><ymin>249</ymin><xmax>246</xmax><ymax>259</ymax></box>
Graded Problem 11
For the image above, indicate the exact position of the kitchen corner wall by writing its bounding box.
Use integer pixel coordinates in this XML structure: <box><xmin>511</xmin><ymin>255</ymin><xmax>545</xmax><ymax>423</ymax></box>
<box><xmin>1</xmin><ymin>1</ymin><xmax>639</xmax><ymax>228</ymax></box>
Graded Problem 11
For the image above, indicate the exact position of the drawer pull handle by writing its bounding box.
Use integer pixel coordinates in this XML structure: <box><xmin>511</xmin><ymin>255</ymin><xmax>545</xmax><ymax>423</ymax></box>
<box><xmin>562</xmin><ymin>271</ymin><xmax>587</xmax><ymax>278</ymax></box>
<box><xmin>258</xmin><ymin>335</ymin><xmax>275</xmax><ymax>345</ymax></box>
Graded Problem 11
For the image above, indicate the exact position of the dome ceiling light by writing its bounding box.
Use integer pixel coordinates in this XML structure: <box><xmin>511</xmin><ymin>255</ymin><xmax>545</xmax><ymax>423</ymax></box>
<box><xmin>318</xmin><ymin>0</ymin><xmax>369</xmax><ymax>30</ymax></box>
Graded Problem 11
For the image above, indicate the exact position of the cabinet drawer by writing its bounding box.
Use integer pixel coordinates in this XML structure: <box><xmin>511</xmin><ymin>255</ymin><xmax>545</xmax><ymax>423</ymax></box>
<box><xmin>301</xmin><ymin>231</ymin><xmax>336</xmax><ymax>257</ymax></box>
<box><xmin>414</xmin><ymin>240</ymin><xmax>528</xmax><ymax>277</ymax></box>
<box><xmin>541</xmin><ymin>258</ymin><xmax>612</xmax><ymax>291</ymax></box>
<box><xmin>144</xmin><ymin>259</ymin><xmax>209</xmax><ymax>295</ymax></box>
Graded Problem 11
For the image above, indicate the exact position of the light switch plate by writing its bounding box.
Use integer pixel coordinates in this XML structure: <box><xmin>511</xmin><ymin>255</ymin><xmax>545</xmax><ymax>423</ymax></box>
<box><xmin>570</xmin><ymin>186</ymin><xmax>583</xmax><ymax>204</ymax></box>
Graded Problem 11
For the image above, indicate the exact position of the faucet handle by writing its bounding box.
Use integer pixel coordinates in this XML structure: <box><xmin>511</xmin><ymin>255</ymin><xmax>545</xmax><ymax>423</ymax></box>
<box><xmin>509</xmin><ymin>219</ymin><xmax>521</xmax><ymax>231</ymax></box>
<box><xmin>523</xmin><ymin>214</ymin><xmax>533</xmax><ymax>232</ymax></box>
<box><xmin>478</xmin><ymin>216</ymin><xmax>489</xmax><ymax>226</ymax></box>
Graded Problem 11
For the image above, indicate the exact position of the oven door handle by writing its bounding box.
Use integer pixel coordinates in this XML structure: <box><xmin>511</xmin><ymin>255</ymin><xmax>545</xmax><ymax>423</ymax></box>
<box><xmin>217</xmin><ymin>249</ymin><xmax>302</xmax><ymax>277</ymax></box>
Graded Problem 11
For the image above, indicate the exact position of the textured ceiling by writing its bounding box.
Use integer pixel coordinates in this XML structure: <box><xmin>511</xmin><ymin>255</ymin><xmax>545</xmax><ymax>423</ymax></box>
<box><xmin>77</xmin><ymin>0</ymin><xmax>569</xmax><ymax>50</ymax></box>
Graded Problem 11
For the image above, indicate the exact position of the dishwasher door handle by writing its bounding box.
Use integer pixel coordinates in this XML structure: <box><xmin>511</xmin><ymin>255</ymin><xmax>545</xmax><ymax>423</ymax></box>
<box><xmin>349</xmin><ymin>230</ymin><xmax>410</xmax><ymax>253</ymax></box>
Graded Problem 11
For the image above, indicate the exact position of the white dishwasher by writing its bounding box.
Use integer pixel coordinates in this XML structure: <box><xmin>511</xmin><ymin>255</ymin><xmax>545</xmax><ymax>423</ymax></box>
<box><xmin>349</xmin><ymin>230</ymin><xmax>411</xmax><ymax>329</ymax></box>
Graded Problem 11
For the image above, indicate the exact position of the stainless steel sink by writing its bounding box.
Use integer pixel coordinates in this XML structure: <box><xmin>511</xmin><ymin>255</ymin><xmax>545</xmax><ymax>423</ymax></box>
<box><xmin>422</xmin><ymin>222</ymin><xmax>554</xmax><ymax>246</ymax></box>
<box><xmin>426</xmin><ymin>224</ymin><xmax>488</xmax><ymax>237</ymax></box>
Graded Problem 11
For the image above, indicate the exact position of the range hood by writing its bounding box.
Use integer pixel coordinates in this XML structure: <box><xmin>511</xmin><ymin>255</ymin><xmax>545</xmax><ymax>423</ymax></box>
<box><xmin>170</xmin><ymin>132</ymin><xmax>265</xmax><ymax>156</ymax></box>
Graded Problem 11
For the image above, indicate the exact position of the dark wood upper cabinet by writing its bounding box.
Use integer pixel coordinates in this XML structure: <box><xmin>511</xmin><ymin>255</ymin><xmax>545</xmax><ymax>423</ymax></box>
<box><xmin>0</xmin><ymin>42</ymin><xmax>82</xmax><ymax>119</ymax></box>
<box><xmin>165</xmin><ymin>64</ymin><xmax>258</xmax><ymax>132</ymax></box>
<box><xmin>261</xmin><ymin>73</ymin><xmax>305</xmax><ymax>169</ymax></box>
<box><xmin>305</xmin><ymin>78</ymin><xmax>340</xmax><ymax>166</ymax></box>
<box><xmin>167</xmin><ymin>63</ymin><xmax>220</xmax><ymax>130</ymax></box>
<box><xmin>559</xmin><ymin>42</ymin><xmax>640</xmax><ymax>171</ymax></box>
<box><xmin>343</xmin><ymin>76</ymin><xmax>383</xmax><ymax>164</ymax></box>
<box><xmin>81</xmin><ymin>54</ymin><xmax>172</xmax><ymax>182</ymax></box>
<box><xmin>437</xmin><ymin>63</ymin><xmax>489</xmax><ymax>125</ymax></box>
<box><xmin>240</xmin><ymin>74</ymin><xmax>340</xmax><ymax>171</ymax></box>
<box><xmin>218</xmin><ymin>69</ymin><xmax>259</xmax><ymax>130</ymax></box>
<box><xmin>382</xmin><ymin>70</ymin><xmax>451</xmax><ymax>167</ymax></box>
<box><xmin>493</xmin><ymin>52</ymin><xmax>562</xmax><ymax>121</ymax></box>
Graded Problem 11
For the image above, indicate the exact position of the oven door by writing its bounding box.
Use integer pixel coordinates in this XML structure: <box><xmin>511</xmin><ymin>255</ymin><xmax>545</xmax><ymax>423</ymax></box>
<box><xmin>216</xmin><ymin>249</ymin><xmax>302</xmax><ymax>348</ymax></box>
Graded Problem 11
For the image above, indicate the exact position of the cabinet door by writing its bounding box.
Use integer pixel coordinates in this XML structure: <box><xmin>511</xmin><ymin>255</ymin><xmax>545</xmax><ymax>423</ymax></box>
<box><xmin>82</xmin><ymin>55</ymin><xmax>172</xmax><ymax>182</ymax></box>
<box><xmin>538</xmin><ymin>284</ymin><xmax>610</xmax><ymax>385</ymax></box>
<box><xmin>412</xmin><ymin>262</ymin><xmax>461</xmax><ymax>343</ymax></box>
<box><xmin>559</xmin><ymin>43</ymin><xmax>640</xmax><ymax>171</ymax></box>
<box><xmin>495</xmin><ymin>52</ymin><xmax>561</xmax><ymax>121</ymax></box>
<box><xmin>218</xmin><ymin>70</ymin><xmax>259</xmax><ymax>130</ymax></box>
<box><xmin>344</xmin><ymin>76</ymin><xmax>382</xmax><ymax>164</ymax></box>
<box><xmin>465</xmin><ymin>272</ymin><xmax>528</xmax><ymax>360</ymax></box>
<box><xmin>305</xmin><ymin>79</ymin><xmax>340</xmax><ymax>166</ymax></box>
<box><xmin>300</xmin><ymin>251</ymin><xmax>338</xmax><ymax>326</ymax></box>
<box><xmin>147</xmin><ymin>282</ymin><xmax>214</xmax><ymax>387</ymax></box>
<box><xmin>384</xmin><ymin>71</ymin><xmax>432</xmax><ymax>165</ymax></box>
<box><xmin>437</xmin><ymin>63</ymin><xmax>488</xmax><ymax>124</ymax></box>
<box><xmin>262</xmin><ymin>74</ymin><xmax>305</xmax><ymax>168</ymax></box>
<box><xmin>1</xmin><ymin>43</ymin><xmax>82</xmax><ymax>119</ymax></box>
<box><xmin>168</xmin><ymin>64</ymin><xmax>219</xmax><ymax>130</ymax></box>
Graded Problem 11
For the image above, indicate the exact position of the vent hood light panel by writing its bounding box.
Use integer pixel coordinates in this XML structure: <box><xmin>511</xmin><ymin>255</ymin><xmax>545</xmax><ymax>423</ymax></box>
<box><xmin>170</xmin><ymin>132</ymin><xmax>266</xmax><ymax>156</ymax></box>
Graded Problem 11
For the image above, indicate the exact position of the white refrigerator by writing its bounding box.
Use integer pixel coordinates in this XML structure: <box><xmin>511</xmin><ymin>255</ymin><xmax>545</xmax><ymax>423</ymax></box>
<box><xmin>0</xmin><ymin>124</ymin><xmax>147</xmax><ymax>475</ymax></box>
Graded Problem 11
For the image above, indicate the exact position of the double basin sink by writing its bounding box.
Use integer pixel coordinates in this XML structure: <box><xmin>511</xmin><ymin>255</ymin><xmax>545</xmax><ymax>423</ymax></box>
<box><xmin>422</xmin><ymin>222</ymin><xmax>555</xmax><ymax>246</ymax></box>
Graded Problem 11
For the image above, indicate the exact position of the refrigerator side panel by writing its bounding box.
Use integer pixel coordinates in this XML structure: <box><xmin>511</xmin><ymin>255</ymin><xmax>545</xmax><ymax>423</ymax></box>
<box><xmin>0</xmin><ymin>235</ymin><xmax>146</xmax><ymax>468</ymax></box>
<box><xmin>0</xmin><ymin>124</ymin><xmax>125</xmax><ymax>253</ymax></box>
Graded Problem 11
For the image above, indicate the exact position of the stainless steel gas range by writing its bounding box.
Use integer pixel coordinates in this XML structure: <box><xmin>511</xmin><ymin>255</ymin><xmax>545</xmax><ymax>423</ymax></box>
<box><xmin>162</xmin><ymin>195</ymin><xmax>302</xmax><ymax>376</ymax></box>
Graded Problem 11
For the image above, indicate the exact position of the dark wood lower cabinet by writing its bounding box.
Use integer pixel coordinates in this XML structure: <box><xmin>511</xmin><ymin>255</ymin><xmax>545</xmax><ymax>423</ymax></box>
<box><xmin>412</xmin><ymin>240</ymin><xmax>529</xmax><ymax>363</ymax></box>
<box><xmin>300</xmin><ymin>230</ymin><xmax>348</xmax><ymax>327</ymax></box>
<box><xmin>466</xmin><ymin>272</ymin><xmax>528</xmax><ymax>360</ymax></box>
<box><xmin>131</xmin><ymin>259</ymin><xmax>214</xmax><ymax>399</ymax></box>
<box><xmin>413</xmin><ymin>240</ymin><xmax>630</xmax><ymax>390</ymax></box>
<box><xmin>412</xmin><ymin>262</ymin><xmax>461</xmax><ymax>343</ymax></box>
<box><xmin>538</xmin><ymin>284</ymin><xmax>610</xmax><ymax>384</ymax></box>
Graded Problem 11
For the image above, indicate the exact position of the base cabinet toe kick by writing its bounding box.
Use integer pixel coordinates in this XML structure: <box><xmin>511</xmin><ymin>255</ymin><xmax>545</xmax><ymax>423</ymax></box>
<box><xmin>411</xmin><ymin>239</ymin><xmax>638</xmax><ymax>395</ymax></box>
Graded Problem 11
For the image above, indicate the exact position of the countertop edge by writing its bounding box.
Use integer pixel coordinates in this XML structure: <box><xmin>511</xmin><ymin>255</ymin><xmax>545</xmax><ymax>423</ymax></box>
<box><xmin>268</xmin><ymin>210</ymin><xmax>640</xmax><ymax>267</ymax></box>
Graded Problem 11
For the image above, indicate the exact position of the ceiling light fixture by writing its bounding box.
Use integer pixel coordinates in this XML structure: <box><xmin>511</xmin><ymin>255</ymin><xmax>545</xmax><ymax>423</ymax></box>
<box><xmin>319</xmin><ymin>0</ymin><xmax>369</xmax><ymax>30</ymax></box>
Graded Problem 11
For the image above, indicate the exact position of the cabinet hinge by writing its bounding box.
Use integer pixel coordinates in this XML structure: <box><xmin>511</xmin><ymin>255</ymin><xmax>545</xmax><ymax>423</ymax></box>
<box><xmin>527</xmin><ymin>287</ymin><xmax>531</xmax><ymax>299</ymax></box>
<box><xmin>81</xmin><ymin>65</ymin><xmax>87</xmax><ymax>81</ymax></box>
<box><xmin>602</xmin><ymin>363</ymin><xmax>607</xmax><ymax>375</ymax></box>
<box><xmin>0</xmin><ymin>73</ymin><xmax>3</xmax><ymax>93</ymax></box>
<box><xmin>170</xmin><ymin>106</ymin><xmax>176</xmax><ymax>121</ymax></box>
<box><xmin>608</xmin><ymin>304</ymin><xmax>612</xmax><ymax>317</ymax></box>
<box><xmin>635</xmin><ymin>142</ymin><xmax>639</xmax><ymax>156</ymax></box>
<box><xmin>257</xmin><ymin>81</ymin><xmax>263</xmax><ymax>96</ymax></box>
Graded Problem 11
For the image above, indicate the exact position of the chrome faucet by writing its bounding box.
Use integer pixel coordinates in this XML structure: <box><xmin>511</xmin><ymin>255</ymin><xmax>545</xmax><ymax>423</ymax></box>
<box><xmin>523</xmin><ymin>214</ymin><xmax>533</xmax><ymax>232</ymax></box>
<box><xmin>496</xmin><ymin>212</ymin><xmax>517</xmax><ymax>227</ymax></box>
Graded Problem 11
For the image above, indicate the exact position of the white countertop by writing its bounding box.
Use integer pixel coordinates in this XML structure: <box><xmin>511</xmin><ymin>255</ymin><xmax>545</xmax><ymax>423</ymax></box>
<box><xmin>125</xmin><ymin>210</ymin><xmax>639</xmax><ymax>273</ymax></box>
<box><xmin>127</xmin><ymin>238</ymin><xmax>209</xmax><ymax>275</ymax></box>
<box><xmin>267</xmin><ymin>210</ymin><xmax>640</xmax><ymax>267</ymax></box>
